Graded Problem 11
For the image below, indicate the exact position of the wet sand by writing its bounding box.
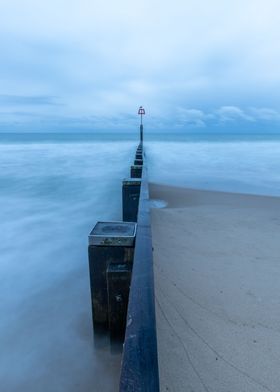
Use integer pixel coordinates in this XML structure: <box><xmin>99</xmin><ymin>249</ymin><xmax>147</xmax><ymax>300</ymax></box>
<box><xmin>150</xmin><ymin>183</ymin><xmax>280</xmax><ymax>392</ymax></box>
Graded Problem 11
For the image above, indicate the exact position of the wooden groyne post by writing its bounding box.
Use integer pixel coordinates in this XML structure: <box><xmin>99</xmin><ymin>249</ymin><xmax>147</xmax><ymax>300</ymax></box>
<box><xmin>122</xmin><ymin>178</ymin><xmax>141</xmax><ymax>222</ymax></box>
<box><xmin>88</xmin><ymin>221</ymin><xmax>136</xmax><ymax>337</ymax></box>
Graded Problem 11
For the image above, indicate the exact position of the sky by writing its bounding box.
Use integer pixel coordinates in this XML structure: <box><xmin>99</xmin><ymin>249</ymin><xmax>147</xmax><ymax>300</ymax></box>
<box><xmin>0</xmin><ymin>0</ymin><xmax>280</xmax><ymax>132</ymax></box>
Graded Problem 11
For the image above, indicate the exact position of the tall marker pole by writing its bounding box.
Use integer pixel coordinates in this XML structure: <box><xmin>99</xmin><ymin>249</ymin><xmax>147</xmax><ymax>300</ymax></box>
<box><xmin>138</xmin><ymin>106</ymin><xmax>145</xmax><ymax>143</ymax></box>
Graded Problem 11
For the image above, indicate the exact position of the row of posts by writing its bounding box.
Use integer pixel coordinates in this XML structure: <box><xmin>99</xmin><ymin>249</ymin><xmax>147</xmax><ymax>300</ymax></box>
<box><xmin>88</xmin><ymin>142</ymin><xmax>144</xmax><ymax>341</ymax></box>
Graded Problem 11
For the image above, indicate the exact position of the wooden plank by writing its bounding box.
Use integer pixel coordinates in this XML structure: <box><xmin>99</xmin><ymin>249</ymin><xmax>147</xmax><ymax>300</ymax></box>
<box><xmin>119</xmin><ymin>159</ymin><xmax>160</xmax><ymax>391</ymax></box>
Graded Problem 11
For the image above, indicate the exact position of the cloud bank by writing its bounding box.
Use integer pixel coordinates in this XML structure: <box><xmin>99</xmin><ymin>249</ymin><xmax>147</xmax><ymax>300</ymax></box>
<box><xmin>171</xmin><ymin>106</ymin><xmax>280</xmax><ymax>132</ymax></box>
<box><xmin>0</xmin><ymin>0</ymin><xmax>280</xmax><ymax>132</ymax></box>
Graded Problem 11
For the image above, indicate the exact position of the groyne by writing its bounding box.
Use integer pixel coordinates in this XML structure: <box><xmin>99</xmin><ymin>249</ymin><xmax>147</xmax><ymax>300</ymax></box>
<box><xmin>88</xmin><ymin>140</ymin><xmax>159</xmax><ymax>391</ymax></box>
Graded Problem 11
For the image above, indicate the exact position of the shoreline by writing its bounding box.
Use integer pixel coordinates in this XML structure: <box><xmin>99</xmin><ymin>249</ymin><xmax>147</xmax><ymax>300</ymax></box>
<box><xmin>150</xmin><ymin>181</ymin><xmax>280</xmax><ymax>206</ymax></box>
<box><xmin>150</xmin><ymin>183</ymin><xmax>280</xmax><ymax>392</ymax></box>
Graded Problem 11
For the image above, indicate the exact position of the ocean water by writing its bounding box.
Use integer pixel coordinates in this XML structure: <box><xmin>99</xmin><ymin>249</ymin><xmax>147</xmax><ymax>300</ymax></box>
<box><xmin>2</xmin><ymin>132</ymin><xmax>280</xmax><ymax>392</ymax></box>
<box><xmin>146</xmin><ymin>135</ymin><xmax>280</xmax><ymax>196</ymax></box>
<box><xmin>0</xmin><ymin>134</ymin><xmax>136</xmax><ymax>392</ymax></box>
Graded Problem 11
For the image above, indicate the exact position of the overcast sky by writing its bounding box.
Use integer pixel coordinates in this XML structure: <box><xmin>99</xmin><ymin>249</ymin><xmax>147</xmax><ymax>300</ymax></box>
<box><xmin>0</xmin><ymin>0</ymin><xmax>280</xmax><ymax>132</ymax></box>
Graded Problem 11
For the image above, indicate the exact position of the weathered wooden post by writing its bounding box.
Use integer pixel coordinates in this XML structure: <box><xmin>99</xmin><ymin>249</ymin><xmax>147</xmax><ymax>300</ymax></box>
<box><xmin>134</xmin><ymin>158</ymin><xmax>143</xmax><ymax>166</ymax></box>
<box><xmin>88</xmin><ymin>221</ymin><xmax>136</xmax><ymax>337</ymax></box>
<box><xmin>135</xmin><ymin>152</ymin><xmax>143</xmax><ymax>160</ymax></box>
<box><xmin>107</xmin><ymin>263</ymin><xmax>131</xmax><ymax>338</ymax></box>
<box><xmin>131</xmin><ymin>164</ymin><xmax>142</xmax><ymax>178</ymax></box>
<box><xmin>122</xmin><ymin>178</ymin><xmax>141</xmax><ymax>222</ymax></box>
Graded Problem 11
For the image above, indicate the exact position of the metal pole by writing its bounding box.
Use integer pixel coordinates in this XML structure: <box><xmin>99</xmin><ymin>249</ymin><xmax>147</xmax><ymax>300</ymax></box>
<box><xmin>138</xmin><ymin>106</ymin><xmax>145</xmax><ymax>144</ymax></box>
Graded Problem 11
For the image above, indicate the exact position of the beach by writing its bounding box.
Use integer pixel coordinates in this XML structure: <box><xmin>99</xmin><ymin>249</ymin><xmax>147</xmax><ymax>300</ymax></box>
<box><xmin>150</xmin><ymin>183</ymin><xmax>280</xmax><ymax>392</ymax></box>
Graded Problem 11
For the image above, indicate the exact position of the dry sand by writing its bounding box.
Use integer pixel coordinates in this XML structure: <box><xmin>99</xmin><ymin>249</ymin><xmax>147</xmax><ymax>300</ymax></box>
<box><xmin>150</xmin><ymin>183</ymin><xmax>280</xmax><ymax>392</ymax></box>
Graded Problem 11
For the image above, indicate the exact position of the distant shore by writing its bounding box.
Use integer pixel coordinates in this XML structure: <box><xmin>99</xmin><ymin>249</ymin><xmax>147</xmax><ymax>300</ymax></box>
<box><xmin>150</xmin><ymin>183</ymin><xmax>280</xmax><ymax>392</ymax></box>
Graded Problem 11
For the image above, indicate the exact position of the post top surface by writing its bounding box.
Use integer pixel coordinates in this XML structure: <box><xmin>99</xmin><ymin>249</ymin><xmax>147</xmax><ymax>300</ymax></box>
<box><xmin>123</xmin><ymin>178</ymin><xmax>142</xmax><ymax>185</ymax></box>
<box><xmin>91</xmin><ymin>221</ymin><xmax>136</xmax><ymax>236</ymax></box>
<box><xmin>89</xmin><ymin>221</ymin><xmax>137</xmax><ymax>246</ymax></box>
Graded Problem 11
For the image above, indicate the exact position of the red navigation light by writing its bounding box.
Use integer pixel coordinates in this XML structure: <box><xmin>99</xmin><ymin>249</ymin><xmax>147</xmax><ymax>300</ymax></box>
<box><xmin>138</xmin><ymin>106</ymin><xmax>145</xmax><ymax>115</ymax></box>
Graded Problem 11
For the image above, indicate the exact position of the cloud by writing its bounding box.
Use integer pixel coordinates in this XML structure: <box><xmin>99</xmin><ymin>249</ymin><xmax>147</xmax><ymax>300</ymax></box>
<box><xmin>1</xmin><ymin>104</ymin><xmax>280</xmax><ymax>132</ymax></box>
<box><xmin>169</xmin><ymin>105</ymin><xmax>280</xmax><ymax>132</ymax></box>
<box><xmin>176</xmin><ymin>108</ymin><xmax>208</xmax><ymax>127</ymax></box>
<box><xmin>249</xmin><ymin>107</ymin><xmax>280</xmax><ymax>121</ymax></box>
<box><xmin>216</xmin><ymin>106</ymin><xmax>254</xmax><ymax>122</ymax></box>
<box><xmin>0</xmin><ymin>95</ymin><xmax>60</xmax><ymax>106</ymax></box>
<box><xmin>0</xmin><ymin>1</ymin><xmax>280</xmax><ymax>131</ymax></box>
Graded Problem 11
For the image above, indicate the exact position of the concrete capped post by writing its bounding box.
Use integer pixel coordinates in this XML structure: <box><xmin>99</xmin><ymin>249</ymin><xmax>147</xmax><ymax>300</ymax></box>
<box><xmin>88</xmin><ymin>221</ymin><xmax>136</xmax><ymax>332</ymax></box>
<box><xmin>122</xmin><ymin>178</ymin><xmax>142</xmax><ymax>222</ymax></box>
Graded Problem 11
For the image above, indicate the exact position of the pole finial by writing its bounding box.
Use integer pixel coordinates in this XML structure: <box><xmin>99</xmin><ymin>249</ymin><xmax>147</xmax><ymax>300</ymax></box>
<box><xmin>138</xmin><ymin>106</ymin><xmax>145</xmax><ymax>116</ymax></box>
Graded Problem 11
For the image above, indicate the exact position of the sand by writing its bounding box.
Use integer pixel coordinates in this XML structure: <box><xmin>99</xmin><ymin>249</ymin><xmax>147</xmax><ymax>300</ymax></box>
<box><xmin>150</xmin><ymin>183</ymin><xmax>280</xmax><ymax>392</ymax></box>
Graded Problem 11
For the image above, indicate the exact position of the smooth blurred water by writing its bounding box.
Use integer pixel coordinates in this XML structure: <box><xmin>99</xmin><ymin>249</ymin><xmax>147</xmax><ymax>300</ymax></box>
<box><xmin>146</xmin><ymin>138</ymin><xmax>280</xmax><ymax>196</ymax></box>
<box><xmin>0</xmin><ymin>135</ymin><xmax>136</xmax><ymax>392</ymax></box>
<box><xmin>2</xmin><ymin>132</ymin><xmax>280</xmax><ymax>392</ymax></box>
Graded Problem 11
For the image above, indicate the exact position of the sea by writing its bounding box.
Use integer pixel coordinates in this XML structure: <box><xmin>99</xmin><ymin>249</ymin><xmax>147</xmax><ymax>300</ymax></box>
<box><xmin>1</xmin><ymin>131</ymin><xmax>280</xmax><ymax>392</ymax></box>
